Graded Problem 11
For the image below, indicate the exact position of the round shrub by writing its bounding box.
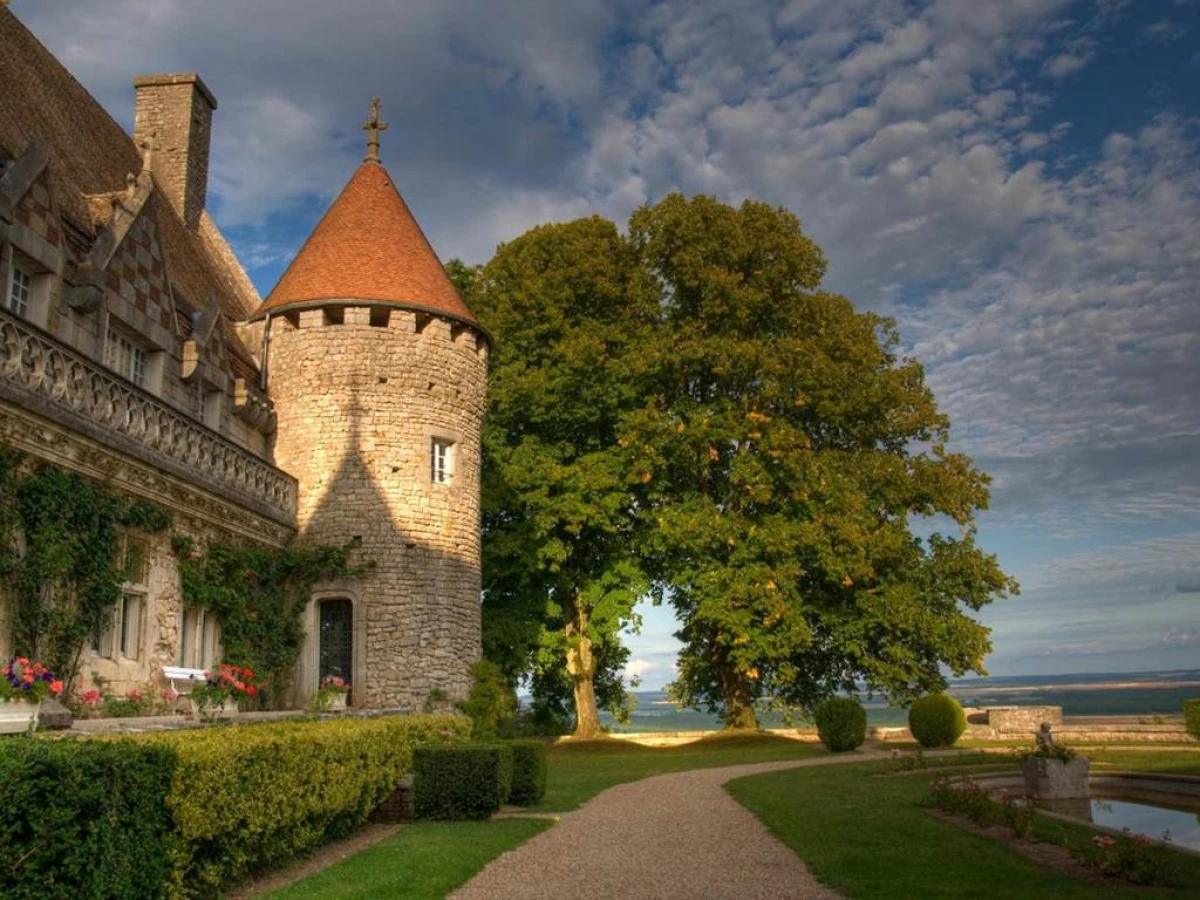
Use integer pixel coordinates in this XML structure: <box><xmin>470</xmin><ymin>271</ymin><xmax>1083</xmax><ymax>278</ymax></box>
<box><xmin>908</xmin><ymin>694</ymin><xmax>966</xmax><ymax>748</ymax></box>
<box><xmin>813</xmin><ymin>697</ymin><xmax>867</xmax><ymax>752</ymax></box>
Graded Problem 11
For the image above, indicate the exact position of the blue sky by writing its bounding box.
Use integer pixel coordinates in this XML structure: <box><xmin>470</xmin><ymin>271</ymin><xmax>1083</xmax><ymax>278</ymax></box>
<box><xmin>15</xmin><ymin>0</ymin><xmax>1199</xmax><ymax>686</ymax></box>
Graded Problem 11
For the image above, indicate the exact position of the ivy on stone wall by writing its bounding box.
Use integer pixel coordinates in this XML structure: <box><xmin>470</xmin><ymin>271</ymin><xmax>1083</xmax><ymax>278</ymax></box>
<box><xmin>172</xmin><ymin>534</ymin><xmax>369</xmax><ymax>708</ymax></box>
<box><xmin>0</xmin><ymin>446</ymin><xmax>172</xmax><ymax>690</ymax></box>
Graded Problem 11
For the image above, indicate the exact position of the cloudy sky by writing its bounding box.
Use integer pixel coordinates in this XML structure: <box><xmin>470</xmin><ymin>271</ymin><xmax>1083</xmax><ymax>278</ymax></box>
<box><xmin>14</xmin><ymin>0</ymin><xmax>1199</xmax><ymax>685</ymax></box>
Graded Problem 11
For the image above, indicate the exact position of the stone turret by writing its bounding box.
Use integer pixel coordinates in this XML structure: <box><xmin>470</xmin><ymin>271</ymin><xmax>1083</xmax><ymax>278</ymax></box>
<box><xmin>253</xmin><ymin>101</ymin><xmax>487</xmax><ymax>709</ymax></box>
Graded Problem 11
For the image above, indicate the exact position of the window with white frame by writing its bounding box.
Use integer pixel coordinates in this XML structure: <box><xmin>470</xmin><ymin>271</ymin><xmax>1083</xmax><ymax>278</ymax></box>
<box><xmin>105</xmin><ymin>328</ymin><xmax>147</xmax><ymax>387</ymax></box>
<box><xmin>179</xmin><ymin>607</ymin><xmax>222</xmax><ymax>670</ymax></box>
<box><xmin>431</xmin><ymin>438</ymin><xmax>454</xmax><ymax>485</ymax></box>
<box><xmin>118</xmin><ymin>591</ymin><xmax>142</xmax><ymax>659</ymax></box>
<box><xmin>4</xmin><ymin>250</ymin><xmax>52</xmax><ymax>327</ymax></box>
<box><xmin>190</xmin><ymin>387</ymin><xmax>223</xmax><ymax>429</ymax></box>
<box><xmin>93</xmin><ymin>536</ymin><xmax>149</xmax><ymax>661</ymax></box>
<box><xmin>8</xmin><ymin>265</ymin><xmax>31</xmax><ymax>317</ymax></box>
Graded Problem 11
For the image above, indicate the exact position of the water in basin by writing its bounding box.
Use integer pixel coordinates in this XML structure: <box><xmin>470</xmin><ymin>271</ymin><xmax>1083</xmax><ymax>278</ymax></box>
<box><xmin>1089</xmin><ymin>798</ymin><xmax>1200</xmax><ymax>852</ymax></box>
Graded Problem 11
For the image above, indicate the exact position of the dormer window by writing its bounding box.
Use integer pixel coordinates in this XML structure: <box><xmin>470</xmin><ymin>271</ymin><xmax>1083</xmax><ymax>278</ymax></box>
<box><xmin>105</xmin><ymin>328</ymin><xmax>148</xmax><ymax>388</ymax></box>
<box><xmin>4</xmin><ymin>249</ymin><xmax>52</xmax><ymax>327</ymax></box>
<box><xmin>7</xmin><ymin>265</ymin><xmax>31</xmax><ymax>316</ymax></box>
<box><xmin>431</xmin><ymin>438</ymin><xmax>454</xmax><ymax>485</ymax></box>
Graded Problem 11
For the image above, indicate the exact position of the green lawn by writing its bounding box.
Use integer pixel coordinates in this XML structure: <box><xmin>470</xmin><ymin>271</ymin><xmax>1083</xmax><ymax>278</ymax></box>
<box><xmin>265</xmin><ymin>820</ymin><xmax>552</xmax><ymax>900</ymax></box>
<box><xmin>267</xmin><ymin>736</ymin><xmax>1199</xmax><ymax>898</ymax></box>
<box><xmin>267</xmin><ymin>731</ymin><xmax>823</xmax><ymax>898</ymax></box>
<box><xmin>534</xmin><ymin>731</ymin><xmax>826</xmax><ymax>811</ymax></box>
<box><xmin>727</xmin><ymin>749</ymin><xmax>1200</xmax><ymax>900</ymax></box>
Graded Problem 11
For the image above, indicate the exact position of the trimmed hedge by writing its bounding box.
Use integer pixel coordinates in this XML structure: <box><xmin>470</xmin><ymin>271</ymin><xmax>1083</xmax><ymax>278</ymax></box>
<box><xmin>813</xmin><ymin>697</ymin><xmax>867</xmax><ymax>752</ymax></box>
<box><xmin>507</xmin><ymin>740</ymin><xmax>548</xmax><ymax>805</ymax></box>
<box><xmin>141</xmin><ymin>714</ymin><xmax>470</xmax><ymax>897</ymax></box>
<box><xmin>0</xmin><ymin>738</ymin><xmax>175</xmax><ymax>900</ymax></box>
<box><xmin>908</xmin><ymin>694</ymin><xmax>967</xmax><ymax>748</ymax></box>
<box><xmin>1185</xmin><ymin>699</ymin><xmax>1200</xmax><ymax>738</ymax></box>
<box><xmin>1</xmin><ymin>715</ymin><xmax>473</xmax><ymax>897</ymax></box>
<box><xmin>413</xmin><ymin>743</ymin><xmax>514</xmax><ymax>820</ymax></box>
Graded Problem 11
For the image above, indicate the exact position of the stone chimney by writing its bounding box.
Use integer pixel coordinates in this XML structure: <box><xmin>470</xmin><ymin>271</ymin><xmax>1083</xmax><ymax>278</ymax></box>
<box><xmin>133</xmin><ymin>73</ymin><xmax>217</xmax><ymax>231</ymax></box>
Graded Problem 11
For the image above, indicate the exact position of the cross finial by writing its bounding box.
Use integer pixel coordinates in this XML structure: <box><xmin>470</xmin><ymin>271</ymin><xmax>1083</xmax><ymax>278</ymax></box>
<box><xmin>362</xmin><ymin>96</ymin><xmax>388</xmax><ymax>163</ymax></box>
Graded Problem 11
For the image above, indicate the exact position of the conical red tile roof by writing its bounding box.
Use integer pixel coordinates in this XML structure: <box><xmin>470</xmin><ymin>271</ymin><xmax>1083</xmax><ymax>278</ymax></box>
<box><xmin>254</xmin><ymin>162</ymin><xmax>477</xmax><ymax>325</ymax></box>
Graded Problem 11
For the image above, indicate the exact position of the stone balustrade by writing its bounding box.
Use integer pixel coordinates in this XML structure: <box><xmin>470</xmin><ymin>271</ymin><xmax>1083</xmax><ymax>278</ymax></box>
<box><xmin>0</xmin><ymin>309</ymin><xmax>295</xmax><ymax>523</ymax></box>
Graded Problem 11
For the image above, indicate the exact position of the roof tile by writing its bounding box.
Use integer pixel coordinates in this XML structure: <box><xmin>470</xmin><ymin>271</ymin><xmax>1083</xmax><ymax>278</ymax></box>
<box><xmin>256</xmin><ymin>162</ymin><xmax>477</xmax><ymax>325</ymax></box>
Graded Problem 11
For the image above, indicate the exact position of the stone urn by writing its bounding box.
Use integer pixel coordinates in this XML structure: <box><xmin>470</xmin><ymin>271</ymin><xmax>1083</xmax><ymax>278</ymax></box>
<box><xmin>1022</xmin><ymin>755</ymin><xmax>1090</xmax><ymax>799</ymax></box>
<box><xmin>0</xmin><ymin>699</ymin><xmax>40</xmax><ymax>735</ymax></box>
<box><xmin>329</xmin><ymin>693</ymin><xmax>347</xmax><ymax>712</ymax></box>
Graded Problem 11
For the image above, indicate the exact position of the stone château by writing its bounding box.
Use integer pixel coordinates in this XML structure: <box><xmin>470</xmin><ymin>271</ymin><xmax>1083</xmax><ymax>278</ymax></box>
<box><xmin>0</xmin><ymin>8</ymin><xmax>486</xmax><ymax>708</ymax></box>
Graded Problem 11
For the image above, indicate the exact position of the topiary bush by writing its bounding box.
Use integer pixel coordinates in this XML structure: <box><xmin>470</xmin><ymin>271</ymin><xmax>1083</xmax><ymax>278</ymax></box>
<box><xmin>0</xmin><ymin>738</ymin><xmax>175</xmax><ymax>900</ymax></box>
<box><xmin>413</xmin><ymin>743</ymin><xmax>515</xmax><ymax>820</ymax></box>
<box><xmin>1185</xmin><ymin>699</ymin><xmax>1200</xmax><ymax>738</ymax></box>
<box><xmin>813</xmin><ymin>696</ymin><xmax>867</xmax><ymax>752</ymax></box>
<box><xmin>908</xmin><ymin>694</ymin><xmax>967</xmax><ymax>748</ymax></box>
<box><xmin>506</xmin><ymin>739</ymin><xmax>548</xmax><ymax>804</ymax></box>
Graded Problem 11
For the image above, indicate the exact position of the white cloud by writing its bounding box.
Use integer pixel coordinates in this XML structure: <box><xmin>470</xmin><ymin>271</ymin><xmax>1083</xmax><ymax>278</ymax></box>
<box><xmin>1044</xmin><ymin>52</ymin><xmax>1088</xmax><ymax>76</ymax></box>
<box><xmin>624</xmin><ymin>659</ymin><xmax>655</xmax><ymax>683</ymax></box>
<box><xmin>12</xmin><ymin>0</ymin><xmax>1200</xmax><ymax>675</ymax></box>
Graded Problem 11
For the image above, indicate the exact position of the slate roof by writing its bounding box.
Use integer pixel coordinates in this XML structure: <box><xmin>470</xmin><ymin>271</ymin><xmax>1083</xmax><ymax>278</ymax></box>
<box><xmin>254</xmin><ymin>161</ymin><xmax>478</xmax><ymax>327</ymax></box>
<box><xmin>0</xmin><ymin>7</ymin><xmax>260</xmax><ymax>369</ymax></box>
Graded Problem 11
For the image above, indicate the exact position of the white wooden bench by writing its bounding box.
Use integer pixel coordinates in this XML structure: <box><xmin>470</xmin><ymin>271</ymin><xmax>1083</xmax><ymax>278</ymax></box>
<box><xmin>162</xmin><ymin>666</ymin><xmax>208</xmax><ymax>695</ymax></box>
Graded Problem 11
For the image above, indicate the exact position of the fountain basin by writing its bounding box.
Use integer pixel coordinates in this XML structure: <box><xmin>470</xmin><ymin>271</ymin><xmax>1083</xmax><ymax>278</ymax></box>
<box><xmin>966</xmin><ymin>771</ymin><xmax>1200</xmax><ymax>855</ymax></box>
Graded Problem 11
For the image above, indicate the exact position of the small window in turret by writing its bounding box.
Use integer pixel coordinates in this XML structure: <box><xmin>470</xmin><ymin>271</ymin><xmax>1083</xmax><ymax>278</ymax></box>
<box><xmin>369</xmin><ymin>308</ymin><xmax>390</xmax><ymax>328</ymax></box>
<box><xmin>431</xmin><ymin>438</ymin><xmax>454</xmax><ymax>485</ymax></box>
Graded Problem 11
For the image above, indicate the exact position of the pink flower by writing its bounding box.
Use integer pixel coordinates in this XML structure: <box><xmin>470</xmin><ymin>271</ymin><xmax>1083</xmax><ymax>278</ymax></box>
<box><xmin>1094</xmin><ymin>836</ymin><xmax>1116</xmax><ymax>848</ymax></box>
<box><xmin>81</xmin><ymin>689</ymin><xmax>102</xmax><ymax>707</ymax></box>
<box><xmin>49</xmin><ymin>680</ymin><xmax>63</xmax><ymax>695</ymax></box>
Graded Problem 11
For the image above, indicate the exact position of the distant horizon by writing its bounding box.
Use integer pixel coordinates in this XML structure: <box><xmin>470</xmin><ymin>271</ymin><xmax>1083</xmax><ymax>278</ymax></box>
<box><xmin>618</xmin><ymin>664</ymin><xmax>1200</xmax><ymax>693</ymax></box>
<box><xmin>519</xmin><ymin>666</ymin><xmax>1200</xmax><ymax>699</ymax></box>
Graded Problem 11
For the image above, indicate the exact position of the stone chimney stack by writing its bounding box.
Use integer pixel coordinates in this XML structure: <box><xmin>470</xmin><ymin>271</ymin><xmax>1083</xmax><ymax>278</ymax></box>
<box><xmin>133</xmin><ymin>73</ymin><xmax>217</xmax><ymax>231</ymax></box>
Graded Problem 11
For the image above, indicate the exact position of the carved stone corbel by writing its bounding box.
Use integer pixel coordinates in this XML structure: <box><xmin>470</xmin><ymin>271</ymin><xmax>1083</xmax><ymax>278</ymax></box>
<box><xmin>234</xmin><ymin>377</ymin><xmax>277</xmax><ymax>435</ymax></box>
<box><xmin>181</xmin><ymin>292</ymin><xmax>222</xmax><ymax>382</ymax></box>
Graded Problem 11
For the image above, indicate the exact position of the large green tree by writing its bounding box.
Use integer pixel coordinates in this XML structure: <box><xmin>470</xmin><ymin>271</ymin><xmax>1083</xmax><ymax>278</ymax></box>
<box><xmin>622</xmin><ymin>194</ymin><xmax>1017</xmax><ymax>729</ymax></box>
<box><xmin>468</xmin><ymin>218</ymin><xmax>653</xmax><ymax>737</ymax></box>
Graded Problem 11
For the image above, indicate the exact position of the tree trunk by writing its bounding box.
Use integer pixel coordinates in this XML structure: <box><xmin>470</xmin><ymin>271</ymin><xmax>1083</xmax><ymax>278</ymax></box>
<box><xmin>720</xmin><ymin>667</ymin><xmax>759</xmax><ymax>731</ymax></box>
<box><xmin>565</xmin><ymin>602</ymin><xmax>602</xmax><ymax>739</ymax></box>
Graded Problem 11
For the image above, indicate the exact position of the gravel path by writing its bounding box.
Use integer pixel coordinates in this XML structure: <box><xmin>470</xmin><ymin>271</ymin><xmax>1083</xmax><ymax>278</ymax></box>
<box><xmin>452</xmin><ymin>752</ymin><xmax>886</xmax><ymax>900</ymax></box>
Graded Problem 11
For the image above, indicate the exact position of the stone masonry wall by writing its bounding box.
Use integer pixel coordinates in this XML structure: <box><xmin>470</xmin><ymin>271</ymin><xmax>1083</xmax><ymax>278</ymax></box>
<box><xmin>268</xmin><ymin>305</ymin><xmax>487</xmax><ymax>709</ymax></box>
<box><xmin>133</xmin><ymin>75</ymin><xmax>215</xmax><ymax>232</ymax></box>
<box><xmin>2</xmin><ymin>158</ymin><xmax>267</xmax><ymax>459</ymax></box>
<box><xmin>0</xmin><ymin>395</ymin><xmax>294</xmax><ymax>691</ymax></box>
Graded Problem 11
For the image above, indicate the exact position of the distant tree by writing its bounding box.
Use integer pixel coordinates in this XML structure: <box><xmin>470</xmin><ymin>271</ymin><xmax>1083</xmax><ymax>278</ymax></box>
<box><xmin>445</xmin><ymin>258</ymin><xmax>482</xmax><ymax>304</ymax></box>
<box><xmin>623</xmin><ymin>194</ymin><xmax>1017</xmax><ymax>729</ymax></box>
<box><xmin>470</xmin><ymin>219</ymin><xmax>652</xmax><ymax>738</ymax></box>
